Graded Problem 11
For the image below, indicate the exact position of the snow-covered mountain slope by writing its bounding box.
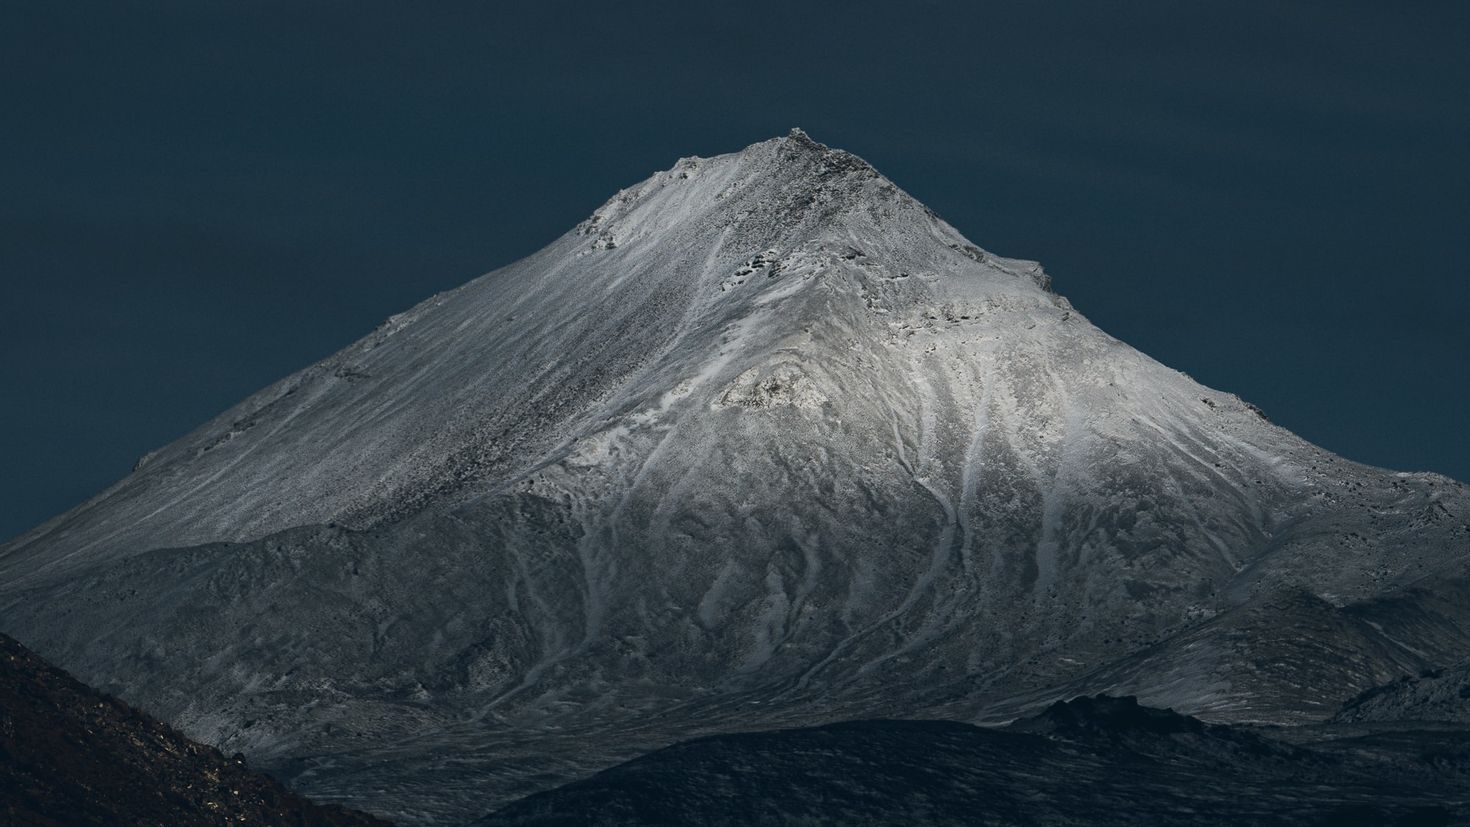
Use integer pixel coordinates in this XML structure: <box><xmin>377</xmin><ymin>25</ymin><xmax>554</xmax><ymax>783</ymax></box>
<box><xmin>3</xmin><ymin>130</ymin><xmax>1468</xmax><ymax>823</ymax></box>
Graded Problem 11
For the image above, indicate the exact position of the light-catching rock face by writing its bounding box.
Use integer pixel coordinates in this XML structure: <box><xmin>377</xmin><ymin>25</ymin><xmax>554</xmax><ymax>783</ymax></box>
<box><xmin>3</xmin><ymin>130</ymin><xmax>1468</xmax><ymax>824</ymax></box>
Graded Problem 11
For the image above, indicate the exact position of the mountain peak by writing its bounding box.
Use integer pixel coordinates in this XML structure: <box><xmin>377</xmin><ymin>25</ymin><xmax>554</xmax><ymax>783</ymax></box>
<box><xmin>0</xmin><ymin>132</ymin><xmax>1056</xmax><ymax>585</ymax></box>
<box><xmin>574</xmin><ymin>132</ymin><xmax>941</xmax><ymax>278</ymax></box>
<box><xmin>696</xmin><ymin>127</ymin><xmax>880</xmax><ymax>193</ymax></box>
<box><xmin>784</xmin><ymin>126</ymin><xmax>819</xmax><ymax>146</ymax></box>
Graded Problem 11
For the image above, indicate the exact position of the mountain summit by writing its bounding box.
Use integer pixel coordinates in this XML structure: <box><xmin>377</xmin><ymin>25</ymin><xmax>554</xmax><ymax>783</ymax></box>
<box><xmin>0</xmin><ymin>128</ymin><xmax>1047</xmax><ymax>583</ymax></box>
<box><xmin>3</xmin><ymin>132</ymin><xmax>1468</xmax><ymax>824</ymax></box>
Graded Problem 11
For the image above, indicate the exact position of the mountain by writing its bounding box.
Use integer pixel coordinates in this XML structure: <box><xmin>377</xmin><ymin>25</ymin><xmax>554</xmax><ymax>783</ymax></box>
<box><xmin>2</xmin><ymin>130</ymin><xmax>1467</xmax><ymax>824</ymax></box>
<box><xmin>0</xmin><ymin>632</ymin><xmax>391</xmax><ymax>826</ymax></box>
<box><xmin>478</xmin><ymin>696</ymin><xmax>1469</xmax><ymax>826</ymax></box>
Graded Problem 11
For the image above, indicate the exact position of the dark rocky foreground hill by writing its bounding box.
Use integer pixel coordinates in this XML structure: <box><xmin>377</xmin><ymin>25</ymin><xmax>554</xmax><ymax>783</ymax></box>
<box><xmin>0</xmin><ymin>632</ymin><xmax>391</xmax><ymax>827</ymax></box>
<box><xmin>479</xmin><ymin>696</ymin><xmax>1470</xmax><ymax>826</ymax></box>
<box><xmin>9</xmin><ymin>641</ymin><xmax>1468</xmax><ymax>827</ymax></box>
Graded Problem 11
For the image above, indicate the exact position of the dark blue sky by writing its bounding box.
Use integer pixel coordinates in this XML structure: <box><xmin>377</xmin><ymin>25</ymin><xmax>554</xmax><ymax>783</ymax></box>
<box><xmin>3</xmin><ymin>2</ymin><xmax>1467</xmax><ymax>542</ymax></box>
